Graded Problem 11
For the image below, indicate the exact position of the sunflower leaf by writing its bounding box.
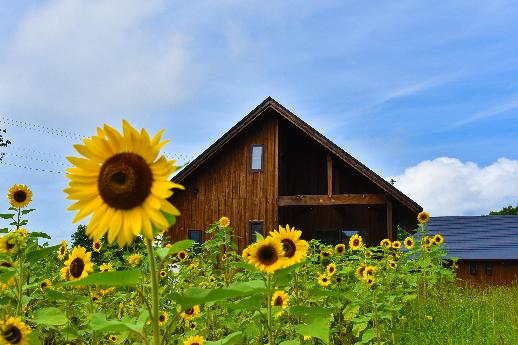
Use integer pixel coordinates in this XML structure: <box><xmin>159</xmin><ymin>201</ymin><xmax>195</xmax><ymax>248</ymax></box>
<box><xmin>61</xmin><ymin>269</ymin><xmax>141</xmax><ymax>287</ymax></box>
<box><xmin>32</xmin><ymin>307</ymin><xmax>68</xmax><ymax>326</ymax></box>
<box><xmin>0</xmin><ymin>213</ymin><xmax>14</xmax><ymax>220</ymax></box>
<box><xmin>21</xmin><ymin>208</ymin><xmax>35</xmax><ymax>215</ymax></box>
<box><xmin>25</xmin><ymin>244</ymin><xmax>60</xmax><ymax>264</ymax></box>
<box><xmin>294</xmin><ymin>315</ymin><xmax>332</xmax><ymax>344</ymax></box>
<box><xmin>157</xmin><ymin>240</ymin><xmax>194</xmax><ymax>260</ymax></box>
<box><xmin>205</xmin><ymin>331</ymin><xmax>243</xmax><ymax>345</ymax></box>
<box><xmin>89</xmin><ymin>312</ymin><xmax>144</xmax><ymax>334</ymax></box>
<box><xmin>0</xmin><ymin>228</ymin><xmax>7</xmax><ymax>233</ymax></box>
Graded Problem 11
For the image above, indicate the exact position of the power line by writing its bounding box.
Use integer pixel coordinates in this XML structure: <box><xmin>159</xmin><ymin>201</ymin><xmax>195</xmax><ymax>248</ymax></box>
<box><xmin>0</xmin><ymin>161</ymin><xmax>63</xmax><ymax>175</ymax></box>
<box><xmin>0</xmin><ymin>116</ymin><xmax>85</xmax><ymax>141</ymax></box>
<box><xmin>4</xmin><ymin>152</ymin><xmax>69</xmax><ymax>167</ymax></box>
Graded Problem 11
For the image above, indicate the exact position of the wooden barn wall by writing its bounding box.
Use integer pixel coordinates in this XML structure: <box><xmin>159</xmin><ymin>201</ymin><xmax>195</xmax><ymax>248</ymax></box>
<box><xmin>456</xmin><ymin>261</ymin><xmax>518</xmax><ymax>285</ymax></box>
<box><xmin>168</xmin><ymin>115</ymin><xmax>278</xmax><ymax>250</ymax></box>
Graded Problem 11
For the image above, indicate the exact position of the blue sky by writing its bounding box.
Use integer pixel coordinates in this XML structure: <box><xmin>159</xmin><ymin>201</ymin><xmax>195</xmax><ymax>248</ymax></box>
<box><xmin>0</xmin><ymin>1</ymin><xmax>517</xmax><ymax>243</ymax></box>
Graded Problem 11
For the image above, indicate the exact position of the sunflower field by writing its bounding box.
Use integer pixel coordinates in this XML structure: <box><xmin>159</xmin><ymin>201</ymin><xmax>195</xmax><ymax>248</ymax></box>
<box><xmin>1</xmin><ymin>121</ymin><xmax>513</xmax><ymax>345</ymax></box>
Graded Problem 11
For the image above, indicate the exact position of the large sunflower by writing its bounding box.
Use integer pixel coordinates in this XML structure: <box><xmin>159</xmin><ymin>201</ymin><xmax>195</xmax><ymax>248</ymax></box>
<box><xmin>0</xmin><ymin>234</ymin><xmax>17</xmax><ymax>254</ymax></box>
<box><xmin>247</xmin><ymin>237</ymin><xmax>284</xmax><ymax>274</ymax></box>
<box><xmin>380</xmin><ymin>239</ymin><xmax>391</xmax><ymax>248</ymax></box>
<box><xmin>404</xmin><ymin>237</ymin><xmax>414</xmax><ymax>249</ymax></box>
<box><xmin>269</xmin><ymin>224</ymin><xmax>308</xmax><ymax>267</ymax></box>
<box><xmin>271</xmin><ymin>291</ymin><xmax>289</xmax><ymax>309</ymax></box>
<box><xmin>391</xmin><ymin>241</ymin><xmax>401</xmax><ymax>250</ymax></box>
<box><xmin>184</xmin><ymin>335</ymin><xmax>204</xmax><ymax>345</ymax></box>
<box><xmin>433</xmin><ymin>234</ymin><xmax>444</xmax><ymax>245</ymax></box>
<box><xmin>335</xmin><ymin>243</ymin><xmax>346</xmax><ymax>255</ymax></box>
<box><xmin>417</xmin><ymin>211</ymin><xmax>430</xmax><ymax>224</ymax></box>
<box><xmin>355</xmin><ymin>264</ymin><xmax>366</xmax><ymax>280</ymax></box>
<box><xmin>0</xmin><ymin>316</ymin><xmax>31</xmax><ymax>345</ymax></box>
<box><xmin>64</xmin><ymin>120</ymin><xmax>184</xmax><ymax>247</ymax></box>
<box><xmin>7</xmin><ymin>184</ymin><xmax>32</xmax><ymax>209</ymax></box>
<box><xmin>326</xmin><ymin>263</ymin><xmax>337</xmax><ymax>276</ymax></box>
<box><xmin>60</xmin><ymin>246</ymin><xmax>94</xmax><ymax>281</ymax></box>
<box><xmin>349</xmin><ymin>234</ymin><xmax>363</xmax><ymax>250</ymax></box>
<box><xmin>317</xmin><ymin>273</ymin><xmax>331</xmax><ymax>287</ymax></box>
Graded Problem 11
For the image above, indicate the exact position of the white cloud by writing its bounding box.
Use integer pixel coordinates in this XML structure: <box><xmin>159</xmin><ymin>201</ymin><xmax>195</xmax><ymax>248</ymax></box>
<box><xmin>389</xmin><ymin>157</ymin><xmax>518</xmax><ymax>216</ymax></box>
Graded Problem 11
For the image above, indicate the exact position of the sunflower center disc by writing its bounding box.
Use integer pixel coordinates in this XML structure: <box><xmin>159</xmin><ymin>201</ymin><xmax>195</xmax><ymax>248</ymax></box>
<box><xmin>281</xmin><ymin>239</ymin><xmax>296</xmax><ymax>258</ymax></box>
<box><xmin>13</xmin><ymin>191</ymin><xmax>27</xmax><ymax>203</ymax></box>
<box><xmin>98</xmin><ymin>153</ymin><xmax>153</xmax><ymax>210</ymax></box>
<box><xmin>70</xmin><ymin>258</ymin><xmax>85</xmax><ymax>278</ymax></box>
<box><xmin>1</xmin><ymin>262</ymin><xmax>12</xmax><ymax>267</ymax></box>
<box><xmin>274</xmin><ymin>296</ymin><xmax>283</xmax><ymax>306</ymax></box>
<box><xmin>185</xmin><ymin>308</ymin><xmax>194</xmax><ymax>315</ymax></box>
<box><xmin>257</xmin><ymin>245</ymin><xmax>278</xmax><ymax>265</ymax></box>
<box><xmin>159</xmin><ymin>315</ymin><xmax>166</xmax><ymax>322</ymax></box>
<box><xmin>3</xmin><ymin>326</ymin><xmax>22</xmax><ymax>344</ymax></box>
<box><xmin>353</xmin><ymin>239</ymin><xmax>359</xmax><ymax>247</ymax></box>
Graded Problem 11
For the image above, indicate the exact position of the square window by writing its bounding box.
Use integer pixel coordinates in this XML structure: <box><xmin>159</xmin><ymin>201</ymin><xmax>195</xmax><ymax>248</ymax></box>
<box><xmin>188</xmin><ymin>230</ymin><xmax>202</xmax><ymax>245</ymax></box>
<box><xmin>250</xmin><ymin>145</ymin><xmax>263</xmax><ymax>171</ymax></box>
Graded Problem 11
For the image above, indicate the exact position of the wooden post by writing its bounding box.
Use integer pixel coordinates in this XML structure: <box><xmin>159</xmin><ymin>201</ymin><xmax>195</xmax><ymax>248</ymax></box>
<box><xmin>327</xmin><ymin>154</ymin><xmax>332</xmax><ymax>197</ymax></box>
<box><xmin>386</xmin><ymin>199</ymin><xmax>393</xmax><ymax>240</ymax></box>
<box><xmin>273</xmin><ymin>119</ymin><xmax>279</xmax><ymax>228</ymax></box>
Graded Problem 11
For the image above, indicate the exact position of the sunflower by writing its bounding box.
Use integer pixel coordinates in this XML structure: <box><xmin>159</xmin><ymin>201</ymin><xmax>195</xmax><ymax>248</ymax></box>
<box><xmin>242</xmin><ymin>246</ymin><xmax>252</xmax><ymax>262</ymax></box>
<box><xmin>320</xmin><ymin>248</ymin><xmax>333</xmax><ymax>259</ymax></box>
<box><xmin>335</xmin><ymin>276</ymin><xmax>343</xmax><ymax>284</ymax></box>
<box><xmin>269</xmin><ymin>224</ymin><xmax>308</xmax><ymax>267</ymax></box>
<box><xmin>64</xmin><ymin>120</ymin><xmax>184</xmax><ymax>247</ymax></box>
<box><xmin>100</xmin><ymin>263</ymin><xmax>113</xmax><ymax>272</ymax></box>
<box><xmin>423</xmin><ymin>236</ymin><xmax>432</xmax><ymax>246</ymax></box>
<box><xmin>349</xmin><ymin>234</ymin><xmax>363</xmax><ymax>250</ymax></box>
<box><xmin>0</xmin><ymin>234</ymin><xmax>17</xmax><ymax>254</ymax></box>
<box><xmin>423</xmin><ymin>245</ymin><xmax>432</xmax><ymax>253</ymax></box>
<box><xmin>109</xmin><ymin>335</ymin><xmax>118</xmax><ymax>343</ymax></box>
<box><xmin>184</xmin><ymin>335</ymin><xmax>204</xmax><ymax>345</ymax></box>
<box><xmin>0</xmin><ymin>316</ymin><xmax>31</xmax><ymax>345</ymax></box>
<box><xmin>15</xmin><ymin>228</ymin><xmax>28</xmax><ymax>238</ymax></box>
<box><xmin>391</xmin><ymin>241</ymin><xmax>401</xmax><ymax>250</ymax></box>
<box><xmin>363</xmin><ymin>265</ymin><xmax>376</xmax><ymax>277</ymax></box>
<box><xmin>247</xmin><ymin>237</ymin><xmax>284</xmax><ymax>274</ymax></box>
<box><xmin>335</xmin><ymin>243</ymin><xmax>346</xmax><ymax>255</ymax></box>
<box><xmin>433</xmin><ymin>234</ymin><xmax>444</xmax><ymax>245</ymax></box>
<box><xmin>177</xmin><ymin>250</ymin><xmax>188</xmax><ymax>261</ymax></box>
<box><xmin>365</xmin><ymin>276</ymin><xmax>375</xmax><ymax>287</ymax></box>
<box><xmin>158</xmin><ymin>311</ymin><xmax>169</xmax><ymax>326</ymax></box>
<box><xmin>317</xmin><ymin>273</ymin><xmax>331</xmax><ymax>287</ymax></box>
<box><xmin>92</xmin><ymin>241</ymin><xmax>102</xmax><ymax>252</ymax></box>
<box><xmin>219</xmin><ymin>217</ymin><xmax>230</xmax><ymax>228</ymax></box>
<box><xmin>271</xmin><ymin>291</ymin><xmax>289</xmax><ymax>309</ymax></box>
<box><xmin>404</xmin><ymin>237</ymin><xmax>414</xmax><ymax>249</ymax></box>
<box><xmin>160</xmin><ymin>270</ymin><xmax>167</xmax><ymax>278</ymax></box>
<box><xmin>7</xmin><ymin>184</ymin><xmax>33</xmax><ymax>209</ymax></box>
<box><xmin>388</xmin><ymin>261</ymin><xmax>397</xmax><ymax>269</ymax></box>
<box><xmin>303</xmin><ymin>336</ymin><xmax>312</xmax><ymax>341</ymax></box>
<box><xmin>326</xmin><ymin>263</ymin><xmax>337</xmax><ymax>276</ymax></box>
<box><xmin>355</xmin><ymin>264</ymin><xmax>366</xmax><ymax>280</ymax></box>
<box><xmin>380</xmin><ymin>239</ymin><xmax>391</xmax><ymax>248</ymax></box>
<box><xmin>128</xmin><ymin>253</ymin><xmax>141</xmax><ymax>267</ymax></box>
<box><xmin>39</xmin><ymin>279</ymin><xmax>52</xmax><ymax>291</ymax></box>
<box><xmin>417</xmin><ymin>211</ymin><xmax>430</xmax><ymax>224</ymax></box>
<box><xmin>57</xmin><ymin>240</ymin><xmax>68</xmax><ymax>260</ymax></box>
<box><xmin>180</xmin><ymin>305</ymin><xmax>200</xmax><ymax>320</ymax></box>
<box><xmin>60</xmin><ymin>246</ymin><xmax>94</xmax><ymax>281</ymax></box>
<box><xmin>0</xmin><ymin>277</ymin><xmax>16</xmax><ymax>290</ymax></box>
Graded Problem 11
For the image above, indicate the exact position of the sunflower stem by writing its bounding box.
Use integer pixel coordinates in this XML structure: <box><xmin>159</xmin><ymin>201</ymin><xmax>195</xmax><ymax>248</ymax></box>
<box><xmin>146</xmin><ymin>239</ymin><xmax>161</xmax><ymax>345</ymax></box>
<box><xmin>266</xmin><ymin>274</ymin><xmax>274</xmax><ymax>345</ymax></box>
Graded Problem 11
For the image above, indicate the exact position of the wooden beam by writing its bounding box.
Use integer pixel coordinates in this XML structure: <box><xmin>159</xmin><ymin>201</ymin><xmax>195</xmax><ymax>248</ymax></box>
<box><xmin>278</xmin><ymin>194</ymin><xmax>386</xmax><ymax>206</ymax></box>
<box><xmin>327</xmin><ymin>155</ymin><xmax>332</xmax><ymax>197</ymax></box>
<box><xmin>386</xmin><ymin>199</ymin><xmax>393</xmax><ymax>240</ymax></box>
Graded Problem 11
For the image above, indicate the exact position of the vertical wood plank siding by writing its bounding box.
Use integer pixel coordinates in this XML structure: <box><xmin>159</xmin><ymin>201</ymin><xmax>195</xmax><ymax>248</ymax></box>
<box><xmin>168</xmin><ymin>116</ymin><xmax>278</xmax><ymax>250</ymax></box>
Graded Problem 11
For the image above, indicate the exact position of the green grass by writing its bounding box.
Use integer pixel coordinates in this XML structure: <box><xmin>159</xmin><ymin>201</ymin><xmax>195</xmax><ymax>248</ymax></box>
<box><xmin>395</xmin><ymin>283</ymin><xmax>518</xmax><ymax>345</ymax></box>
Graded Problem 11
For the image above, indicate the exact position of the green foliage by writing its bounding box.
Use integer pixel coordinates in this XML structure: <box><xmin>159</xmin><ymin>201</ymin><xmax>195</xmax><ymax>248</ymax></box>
<box><xmin>489</xmin><ymin>204</ymin><xmax>518</xmax><ymax>215</ymax></box>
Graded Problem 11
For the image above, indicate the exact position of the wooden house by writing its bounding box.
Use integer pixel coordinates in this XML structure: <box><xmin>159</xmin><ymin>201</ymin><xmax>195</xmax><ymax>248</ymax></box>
<box><xmin>427</xmin><ymin>216</ymin><xmax>518</xmax><ymax>285</ymax></box>
<box><xmin>167</xmin><ymin>97</ymin><xmax>422</xmax><ymax>250</ymax></box>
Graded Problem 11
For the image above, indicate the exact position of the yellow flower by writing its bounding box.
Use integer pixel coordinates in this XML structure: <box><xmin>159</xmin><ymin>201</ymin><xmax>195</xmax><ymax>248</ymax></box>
<box><xmin>335</xmin><ymin>243</ymin><xmax>346</xmax><ymax>255</ymax></box>
<box><xmin>0</xmin><ymin>277</ymin><xmax>16</xmax><ymax>290</ymax></box>
<box><xmin>100</xmin><ymin>288</ymin><xmax>115</xmax><ymax>297</ymax></box>
<box><xmin>219</xmin><ymin>216</ymin><xmax>230</xmax><ymax>228</ymax></box>
<box><xmin>423</xmin><ymin>245</ymin><xmax>432</xmax><ymax>253</ymax></box>
<box><xmin>433</xmin><ymin>234</ymin><xmax>444</xmax><ymax>245</ymax></box>
<box><xmin>355</xmin><ymin>264</ymin><xmax>366</xmax><ymax>280</ymax></box>
<box><xmin>365</xmin><ymin>275</ymin><xmax>375</xmax><ymax>287</ymax></box>
<box><xmin>109</xmin><ymin>335</ymin><xmax>118</xmax><ymax>343</ymax></box>
<box><xmin>424</xmin><ymin>315</ymin><xmax>433</xmax><ymax>321</ymax></box>
<box><xmin>180</xmin><ymin>305</ymin><xmax>201</xmax><ymax>320</ymax></box>
<box><xmin>242</xmin><ymin>246</ymin><xmax>252</xmax><ymax>262</ymax></box>
<box><xmin>160</xmin><ymin>270</ymin><xmax>167</xmax><ymax>278</ymax></box>
<box><xmin>184</xmin><ymin>335</ymin><xmax>204</xmax><ymax>345</ymax></box>
<box><xmin>391</xmin><ymin>241</ymin><xmax>401</xmax><ymax>250</ymax></box>
<box><xmin>60</xmin><ymin>246</ymin><xmax>94</xmax><ymax>281</ymax></box>
<box><xmin>165</xmin><ymin>243</ymin><xmax>172</xmax><ymax>248</ymax></box>
<box><xmin>0</xmin><ymin>233</ymin><xmax>17</xmax><ymax>254</ymax></box>
<box><xmin>380</xmin><ymin>239</ymin><xmax>391</xmax><ymax>248</ymax></box>
<box><xmin>92</xmin><ymin>241</ymin><xmax>102</xmax><ymax>252</ymax></box>
<box><xmin>7</xmin><ymin>184</ymin><xmax>33</xmax><ymax>209</ymax></box>
<box><xmin>404</xmin><ymin>237</ymin><xmax>414</xmax><ymax>249</ymax></box>
<box><xmin>64</xmin><ymin>120</ymin><xmax>184</xmax><ymax>247</ymax></box>
<box><xmin>15</xmin><ymin>228</ymin><xmax>28</xmax><ymax>238</ymax></box>
<box><xmin>117</xmin><ymin>302</ymin><xmax>124</xmax><ymax>319</ymax></box>
<box><xmin>39</xmin><ymin>279</ymin><xmax>52</xmax><ymax>291</ymax></box>
<box><xmin>320</xmin><ymin>248</ymin><xmax>333</xmax><ymax>259</ymax></box>
<box><xmin>57</xmin><ymin>240</ymin><xmax>68</xmax><ymax>260</ymax></box>
<box><xmin>363</xmin><ymin>265</ymin><xmax>376</xmax><ymax>277</ymax></box>
<box><xmin>158</xmin><ymin>311</ymin><xmax>169</xmax><ymax>326</ymax></box>
<box><xmin>128</xmin><ymin>253</ymin><xmax>141</xmax><ymax>267</ymax></box>
<box><xmin>0</xmin><ymin>316</ymin><xmax>31</xmax><ymax>345</ymax></box>
<box><xmin>349</xmin><ymin>234</ymin><xmax>363</xmax><ymax>250</ymax></box>
<box><xmin>269</xmin><ymin>224</ymin><xmax>308</xmax><ymax>267</ymax></box>
<box><xmin>271</xmin><ymin>291</ymin><xmax>289</xmax><ymax>309</ymax></box>
<box><xmin>317</xmin><ymin>273</ymin><xmax>331</xmax><ymax>287</ymax></box>
<box><xmin>247</xmin><ymin>237</ymin><xmax>284</xmax><ymax>274</ymax></box>
<box><xmin>326</xmin><ymin>263</ymin><xmax>337</xmax><ymax>276</ymax></box>
<box><xmin>177</xmin><ymin>250</ymin><xmax>188</xmax><ymax>261</ymax></box>
<box><xmin>388</xmin><ymin>261</ymin><xmax>397</xmax><ymax>269</ymax></box>
<box><xmin>100</xmin><ymin>263</ymin><xmax>113</xmax><ymax>272</ymax></box>
<box><xmin>303</xmin><ymin>336</ymin><xmax>312</xmax><ymax>341</ymax></box>
<box><xmin>417</xmin><ymin>211</ymin><xmax>430</xmax><ymax>224</ymax></box>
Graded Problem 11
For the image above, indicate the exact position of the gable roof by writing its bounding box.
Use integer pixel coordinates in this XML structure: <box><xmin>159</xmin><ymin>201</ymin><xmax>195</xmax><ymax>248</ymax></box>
<box><xmin>427</xmin><ymin>216</ymin><xmax>518</xmax><ymax>260</ymax></box>
<box><xmin>173</xmin><ymin>97</ymin><xmax>421</xmax><ymax>213</ymax></box>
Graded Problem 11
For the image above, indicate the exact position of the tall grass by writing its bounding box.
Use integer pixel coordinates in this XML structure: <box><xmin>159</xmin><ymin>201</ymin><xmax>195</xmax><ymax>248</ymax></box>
<box><xmin>397</xmin><ymin>283</ymin><xmax>518</xmax><ymax>344</ymax></box>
